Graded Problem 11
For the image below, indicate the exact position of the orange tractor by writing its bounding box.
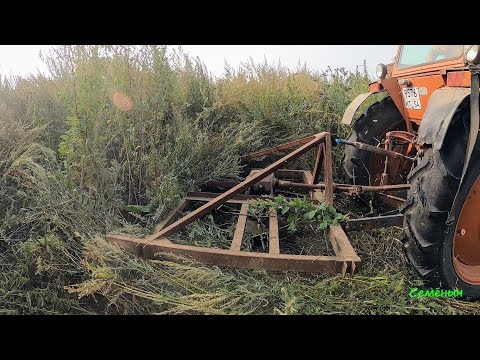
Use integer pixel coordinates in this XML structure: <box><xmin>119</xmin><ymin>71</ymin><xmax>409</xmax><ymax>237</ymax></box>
<box><xmin>342</xmin><ymin>45</ymin><xmax>480</xmax><ymax>298</ymax></box>
<box><xmin>107</xmin><ymin>45</ymin><xmax>480</xmax><ymax>299</ymax></box>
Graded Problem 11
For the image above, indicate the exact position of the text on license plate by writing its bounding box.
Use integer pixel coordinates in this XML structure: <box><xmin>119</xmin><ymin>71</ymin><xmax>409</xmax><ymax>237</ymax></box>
<box><xmin>402</xmin><ymin>87</ymin><xmax>421</xmax><ymax>110</ymax></box>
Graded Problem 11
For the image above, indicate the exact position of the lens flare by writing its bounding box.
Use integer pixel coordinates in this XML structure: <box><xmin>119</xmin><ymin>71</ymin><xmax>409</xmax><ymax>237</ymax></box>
<box><xmin>110</xmin><ymin>91</ymin><xmax>133</xmax><ymax>111</ymax></box>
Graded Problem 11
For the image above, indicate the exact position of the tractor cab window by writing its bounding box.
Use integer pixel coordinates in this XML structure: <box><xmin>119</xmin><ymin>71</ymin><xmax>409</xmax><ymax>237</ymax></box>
<box><xmin>397</xmin><ymin>45</ymin><xmax>464</xmax><ymax>69</ymax></box>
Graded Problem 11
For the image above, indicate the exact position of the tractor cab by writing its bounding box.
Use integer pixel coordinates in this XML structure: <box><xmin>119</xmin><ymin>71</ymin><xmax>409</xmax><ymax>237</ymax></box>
<box><xmin>369</xmin><ymin>45</ymin><xmax>470</xmax><ymax>127</ymax></box>
<box><xmin>394</xmin><ymin>45</ymin><xmax>465</xmax><ymax>73</ymax></box>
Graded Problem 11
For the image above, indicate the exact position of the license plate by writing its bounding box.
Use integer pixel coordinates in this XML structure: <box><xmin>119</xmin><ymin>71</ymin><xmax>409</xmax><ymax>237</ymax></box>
<box><xmin>402</xmin><ymin>87</ymin><xmax>421</xmax><ymax>110</ymax></box>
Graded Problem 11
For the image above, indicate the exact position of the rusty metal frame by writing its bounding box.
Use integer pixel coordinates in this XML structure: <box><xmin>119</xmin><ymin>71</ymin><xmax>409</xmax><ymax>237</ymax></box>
<box><xmin>106</xmin><ymin>132</ymin><xmax>406</xmax><ymax>275</ymax></box>
<box><xmin>206</xmin><ymin>179</ymin><xmax>411</xmax><ymax>195</ymax></box>
<box><xmin>240</xmin><ymin>135</ymin><xmax>316</xmax><ymax>161</ymax></box>
<box><xmin>342</xmin><ymin>214</ymin><xmax>404</xmax><ymax>232</ymax></box>
<box><xmin>230</xmin><ymin>203</ymin><xmax>249</xmax><ymax>251</ymax></box>
<box><xmin>275</xmin><ymin>180</ymin><xmax>410</xmax><ymax>194</ymax></box>
<box><xmin>105</xmin><ymin>233</ymin><xmax>357</xmax><ymax>274</ymax></box>
<box><xmin>146</xmin><ymin>133</ymin><xmax>329</xmax><ymax>241</ymax></box>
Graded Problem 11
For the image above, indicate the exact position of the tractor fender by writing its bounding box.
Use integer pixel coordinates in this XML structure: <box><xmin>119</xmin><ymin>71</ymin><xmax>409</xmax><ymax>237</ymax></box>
<box><xmin>341</xmin><ymin>92</ymin><xmax>375</xmax><ymax>125</ymax></box>
<box><xmin>417</xmin><ymin>87</ymin><xmax>470</xmax><ymax>150</ymax></box>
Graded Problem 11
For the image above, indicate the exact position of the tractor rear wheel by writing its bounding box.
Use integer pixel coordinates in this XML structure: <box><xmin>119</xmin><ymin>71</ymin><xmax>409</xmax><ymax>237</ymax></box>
<box><xmin>402</xmin><ymin>103</ymin><xmax>480</xmax><ymax>298</ymax></box>
<box><xmin>343</xmin><ymin>96</ymin><xmax>408</xmax><ymax>204</ymax></box>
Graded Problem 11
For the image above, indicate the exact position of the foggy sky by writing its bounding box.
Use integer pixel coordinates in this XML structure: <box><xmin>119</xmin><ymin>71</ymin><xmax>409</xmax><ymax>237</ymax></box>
<box><xmin>0</xmin><ymin>45</ymin><xmax>397</xmax><ymax>79</ymax></box>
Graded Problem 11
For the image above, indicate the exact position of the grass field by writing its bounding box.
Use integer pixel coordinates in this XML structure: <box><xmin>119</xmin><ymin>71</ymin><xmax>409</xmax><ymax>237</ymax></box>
<box><xmin>1</xmin><ymin>45</ymin><xmax>479</xmax><ymax>314</ymax></box>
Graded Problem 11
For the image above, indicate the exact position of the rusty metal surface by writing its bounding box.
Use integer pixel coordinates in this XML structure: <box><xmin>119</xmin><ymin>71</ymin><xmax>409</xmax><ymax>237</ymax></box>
<box><xmin>276</xmin><ymin>169</ymin><xmax>306</xmax><ymax>181</ymax></box>
<box><xmin>231</xmin><ymin>203</ymin><xmax>249</xmax><ymax>251</ymax></box>
<box><xmin>312</xmin><ymin>144</ymin><xmax>323</xmax><ymax>185</ymax></box>
<box><xmin>248</xmin><ymin>170</ymin><xmax>275</xmax><ymax>194</ymax></box>
<box><xmin>276</xmin><ymin>180</ymin><xmax>410</xmax><ymax>194</ymax></box>
<box><xmin>147</xmin><ymin>133</ymin><xmax>327</xmax><ymax>241</ymax></box>
<box><xmin>376</xmin><ymin>192</ymin><xmax>407</xmax><ymax>204</ymax></box>
<box><xmin>341</xmin><ymin>92</ymin><xmax>374</xmax><ymax>125</ymax></box>
<box><xmin>186</xmin><ymin>191</ymin><xmax>270</xmax><ymax>203</ymax></box>
<box><xmin>328</xmin><ymin>225</ymin><xmax>361</xmax><ymax>274</ymax></box>
<box><xmin>302</xmin><ymin>170</ymin><xmax>314</xmax><ymax>199</ymax></box>
<box><xmin>154</xmin><ymin>199</ymin><xmax>190</xmax><ymax>233</ymax></box>
<box><xmin>241</xmin><ymin>135</ymin><xmax>316</xmax><ymax>161</ymax></box>
<box><xmin>323</xmin><ymin>135</ymin><xmax>334</xmax><ymax>205</ymax></box>
<box><xmin>105</xmin><ymin>233</ymin><xmax>359</xmax><ymax>274</ymax></box>
<box><xmin>386</xmin><ymin>130</ymin><xmax>416</xmax><ymax>144</ymax></box>
<box><xmin>338</xmin><ymin>139</ymin><xmax>414</xmax><ymax>162</ymax></box>
<box><xmin>268</xmin><ymin>208</ymin><xmax>280</xmax><ymax>254</ymax></box>
<box><xmin>107</xmin><ymin>233</ymin><xmax>172</xmax><ymax>255</ymax></box>
<box><xmin>385</xmin><ymin>130</ymin><xmax>418</xmax><ymax>164</ymax></box>
<box><xmin>303</xmin><ymin>170</ymin><xmax>323</xmax><ymax>202</ymax></box>
<box><xmin>342</xmin><ymin>214</ymin><xmax>404</xmax><ymax>232</ymax></box>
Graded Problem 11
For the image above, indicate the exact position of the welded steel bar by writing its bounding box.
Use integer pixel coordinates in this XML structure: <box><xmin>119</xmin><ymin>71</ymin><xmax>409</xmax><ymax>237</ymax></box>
<box><xmin>376</xmin><ymin>192</ymin><xmax>407</xmax><ymax>204</ymax></box>
<box><xmin>269</xmin><ymin>209</ymin><xmax>280</xmax><ymax>254</ymax></box>
<box><xmin>312</xmin><ymin>144</ymin><xmax>324</xmax><ymax>185</ymax></box>
<box><xmin>230</xmin><ymin>203</ymin><xmax>249</xmax><ymax>251</ymax></box>
<box><xmin>328</xmin><ymin>225</ymin><xmax>361</xmax><ymax>275</ymax></box>
<box><xmin>154</xmin><ymin>199</ymin><xmax>190</xmax><ymax>233</ymax></box>
<box><xmin>276</xmin><ymin>180</ymin><xmax>410</xmax><ymax>193</ymax></box>
<box><xmin>186</xmin><ymin>191</ymin><xmax>268</xmax><ymax>202</ymax></box>
<box><xmin>276</xmin><ymin>169</ymin><xmax>307</xmax><ymax>181</ymax></box>
<box><xmin>240</xmin><ymin>135</ymin><xmax>316</xmax><ymax>161</ymax></box>
<box><xmin>328</xmin><ymin>225</ymin><xmax>360</xmax><ymax>260</ymax></box>
<box><xmin>342</xmin><ymin>214</ymin><xmax>404</xmax><ymax>232</ymax></box>
<box><xmin>323</xmin><ymin>135</ymin><xmax>334</xmax><ymax>204</ymax></box>
<box><xmin>146</xmin><ymin>133</ymin><xmax>328</xmax><ymax>241</ymax></box>
<box><xmin>303</xmin><ymin>170</ymin><xmax>323</xmax><ymax>201</ymax></box>
<box><xmin>336</xmin><ymin>138</ymin><xmax>414</xmax><ymax>161</ymax></box>
<box><xmin>105</xmin><ymin>233</ymin><xmax>360</xmax><ymax>274</ymax></box>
